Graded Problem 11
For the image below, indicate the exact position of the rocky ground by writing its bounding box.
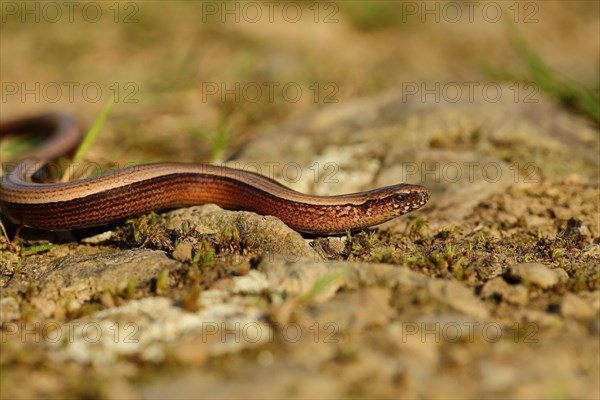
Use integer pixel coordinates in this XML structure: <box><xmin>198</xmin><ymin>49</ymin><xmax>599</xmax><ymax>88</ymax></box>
<box><xmin>1</xmin><ymin>2</ymin><xmax>598</xmax><ymax>399</ymax></box>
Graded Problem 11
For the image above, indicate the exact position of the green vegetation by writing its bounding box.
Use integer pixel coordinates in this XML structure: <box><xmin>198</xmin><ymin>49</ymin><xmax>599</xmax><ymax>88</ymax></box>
<box><xmin>192</xmin><ymin>242</ymin><xmax>215</xmax><ymax>267</ymax></box>
<box><xmin>300</xmin><ymin>268</ymin><xmax>348</xmax><ymax>302</ymax></box>
<box><xmin>71</xmin><ymin>98</ymin><xmax>114</xmax><ymax>165</ymax></box>
<box><xmin>61</xmin><ymin>97</ymin><xmax>115</xmax><ymax>182</ymax></box>
<box><xmin>20</xmin><ymin>243</ymin><xmax>56</xmax><ymax>256</ymax></box>
<box><xmin>483</xmin><ymin>22</ymin><xmax>600</xmax><ymax>125</ymax></box>
<box><xmin>344</xmin><ymin>230</ymin><xmax>376</xmax><ymax>258</ymax></box>
<box><xmin>113</xmin><ymin>212</ymin><xmax>172</xmax><ymax>250</ymax></box>
<box><xmin>155</xmin><ymin>269</ymin><xmax>170</xmax><ymax>294</ymax></box>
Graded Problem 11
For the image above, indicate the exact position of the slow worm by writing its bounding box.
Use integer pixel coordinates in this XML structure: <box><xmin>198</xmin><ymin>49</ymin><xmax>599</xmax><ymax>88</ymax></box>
<box><xmin>0</xmin><ymin>113</ymin><xmax>430</xmax><ymax>234</ymax></box>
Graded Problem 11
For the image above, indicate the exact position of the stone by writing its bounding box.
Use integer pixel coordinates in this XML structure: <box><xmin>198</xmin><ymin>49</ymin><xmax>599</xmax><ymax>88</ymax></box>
<box><xmin>31</xmin><ymin>250</ymin><xmax>182</xmax><ymax>317</ymax></box>
<box><xmin>305</xmin><ymin>287</ymin><xmax>394</xmax><ymax>331</ymax></box>
<box><xmin>172</xmin><ymin>241</ymin><xmax>194</xmax><ymax>262</ymax></box>
<box><xmin>162</xmin><ymin>205</ymin><xmax>318</xmax><ymax>260</ymax></box>
<box><xmin>506</xmin><ymin>263</ymin><xmax>561</xmax><ymax>289</ymax></box>
<box><xmin>426</xmin><ymin>280</ymin><xmax>489</xmax><ymax>320</ymax></box>
<box><xmin>480</xmin><ymin>277</ymin><xmax>529</xmax><ymax>305</ymax></box>
<box><xmin>0</xmin><ymin>296</ymin><xmax>20</xmax><ymax>323</ymax></box>
<box><xmin>561</xmin><ymin>293</ymin><xmax>597</xmax><ymax>320</ymax></box>
<box><xmin>516</xmin><ymin>309</ymin><xmax>562</xmax><ymax>329</ymax></box>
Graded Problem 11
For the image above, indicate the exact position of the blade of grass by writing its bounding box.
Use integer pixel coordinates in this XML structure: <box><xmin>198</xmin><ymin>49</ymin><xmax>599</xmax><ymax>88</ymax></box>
<box><xmin>72</xmin><ymin>97</ymin><xmax>115</xmax><ymax>164</ymax></box>
<box><xmin>61</xmin><ymin>97</ymin><xmax>115</xmax><ymax>182</ymax></box>
<box><xmin>300</xmin><ymin>268</ymin><xmax>348</xmax><ymax>303</ymax></box>
<box><xmin>506</xmin><ymin>20</ymin><xmax>599</xmax><ymax>120</ymax></box>
<box><xmin>482</xmin><ymin>20</ymin><xmax>599</xmax><ymax>125</ymax></box>
<box><xmin>211</xmin><ymin>117</ymin><xmax>231</xmax><ymax>161</ymax></box>
<box><xmin>21</xmin><ymin>243</ymin><xmax>56</xmax><ymax>256</ymax></box>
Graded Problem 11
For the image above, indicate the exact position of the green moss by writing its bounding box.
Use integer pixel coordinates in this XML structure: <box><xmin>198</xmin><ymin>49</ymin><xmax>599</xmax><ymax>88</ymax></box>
<box><xmin>192</xmin><ymin>242</ymin><xmax>215</xmax><ymax>267</ymax></box>
<box><xmin>344</xmin><ymin>231</ymin><xmax>376</xmax><ymax>258</ymax></box>
<box><xmin>113</xmin><ymin>212</ymin><xmax>172</xmax><ymax>250</ymax></box>
<box><xmin>408</xmin><ymin>218</ymin><xmax>429</xmax><ymax>239</ymax></box>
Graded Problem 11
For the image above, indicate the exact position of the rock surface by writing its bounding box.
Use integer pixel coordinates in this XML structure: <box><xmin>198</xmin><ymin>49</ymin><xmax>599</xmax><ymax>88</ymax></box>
<box><xmin>506</xmin><ymin>263</ymin><xmax>565</xmax><ymax>289</ymax></box>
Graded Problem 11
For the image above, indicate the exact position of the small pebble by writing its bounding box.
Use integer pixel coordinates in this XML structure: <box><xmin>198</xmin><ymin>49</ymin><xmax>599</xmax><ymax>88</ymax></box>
<box><xmin>506</xmin><ymin>263</ymin><xmax>560</xmax><ymax>289</ymax></box>
<box><xmin>81</xmin><ymin>230</ymin><xmax>114</xmax><ymax>244</ymax></box>
<box><xmin>172</xmin><ymin>241</ymin><xmax>194</xmax><ymax>262</ymax></box>
<box><xmin>0</xmin><ymin>297</ymin><xmax>20</xmax><ymax>322</ymax></box>
<box><xmin>561</xmin><ymin>293</ymin><xmax>596</xmax><ymax>320</ymax></box>
<box><xmin>480</xmin><ymin>278</ymin><xmax>528</xmax><ymax>306</ymax></box>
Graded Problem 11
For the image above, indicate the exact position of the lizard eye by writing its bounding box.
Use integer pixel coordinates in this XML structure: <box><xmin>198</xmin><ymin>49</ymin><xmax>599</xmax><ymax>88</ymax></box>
<box><xmin>393</xmin><ymin>193</ymin><xmax>408</xmax><ymax>206</ymax></box>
